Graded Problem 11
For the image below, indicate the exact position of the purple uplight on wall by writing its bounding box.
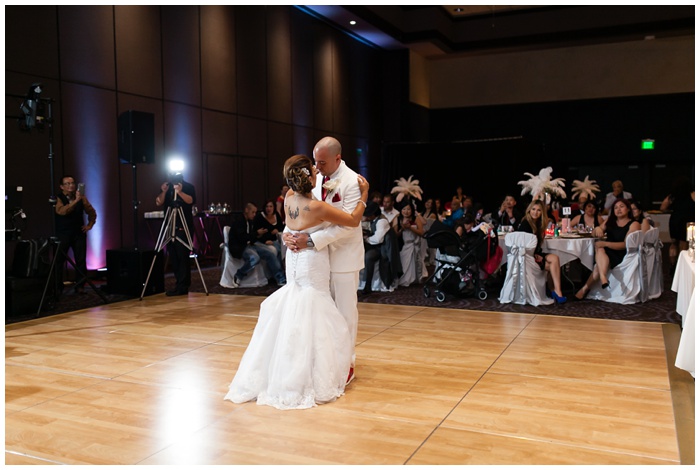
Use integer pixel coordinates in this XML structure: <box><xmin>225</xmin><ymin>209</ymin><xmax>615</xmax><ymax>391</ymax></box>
<box><xmin>63</xmin><ymin>85</ymin><xmax>113</xmax><ymax>270</ymax></box>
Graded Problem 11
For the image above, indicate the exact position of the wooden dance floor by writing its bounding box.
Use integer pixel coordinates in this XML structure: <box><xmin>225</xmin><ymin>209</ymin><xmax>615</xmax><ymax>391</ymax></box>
<box><xmin>5</xmin><ymin>293</ymin><xmax>694</xmax><ymax>465</ymax></box>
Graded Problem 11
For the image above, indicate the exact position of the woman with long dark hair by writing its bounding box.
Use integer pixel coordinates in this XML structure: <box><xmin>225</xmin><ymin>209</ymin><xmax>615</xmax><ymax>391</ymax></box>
<box><xmin>571</xmin><ymin>199</ymin><xmax>605</xmax><ymax>231</ymax></box>
<box><xmin>575</xmin><ymin>198</ymin><xmax>641</xmax><ymax>300</ymax></box>
<box><xmin>395</xmin><ymin>202</ymin><xmax>425</xmax><ymax>286</ymax></box>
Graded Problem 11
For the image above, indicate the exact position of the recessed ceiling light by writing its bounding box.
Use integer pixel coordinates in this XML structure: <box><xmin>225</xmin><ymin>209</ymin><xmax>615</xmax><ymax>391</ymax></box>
<box><xmin>349</xmin><ymin>20</ymin><xmax>356</xmax><ymax>25</ymax></box>
<box><xmin>454</xmin><ymin>8</ymin><xmax>463</xmax><ymax>12</ymax></box>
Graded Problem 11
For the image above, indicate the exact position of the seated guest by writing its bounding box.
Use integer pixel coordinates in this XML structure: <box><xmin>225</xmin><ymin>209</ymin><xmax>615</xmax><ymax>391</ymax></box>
<box><xmin>517</xmin><ymin>199</ymin><xmax>567</xmax><ymax>303</ymax></box>
<box><xmin>361</xmin><ymin>202</ymin><xmax>391</xmax><ymax>294</ymax></box>
<box><xmin>275</xmin><ymin>184</ymin><xmax>289</xmax><ymax>222</ymax></box>
<box><xmin>452</xmin><ymin>186</ymin><xmax>465</xmax><ymax>204</ymax></box>
<box><xmin>254</xmin><ymin>199</ymin><xmax>285</xmax><ymax>261</ymax></box>
<box><xmin>461</xmin><ymin>195</ymin><xmax>474</xmax><ymax>216</ymax></box>
<box><xmin>369</xmin><ymin>191</ymin><xmax>383</xmax><ymax>206</ymax></box>
<box><xmin>603</xmin><ymin>180</ymin><xmax>633</xmax><ymax>215</ymax></box>
<box><xmin>575</xmin><ymin>198</ymin><xmax>641</xmax><ymax>300</ymax></box>
<box><xmin>441</xmin><ymin>198</ymin><xmax>464</xmax><ymax>228</ymax></box>
<box><xmin>571</xmin><ymin>199</ymin><xmax>605</xmax><ymax>231</ymax></box>
<box><xmin>454</xmin><ymin>211</ymin><xmax>478</xmax><ymax>241</ymax></box>
<box><xmin>381</xmin><ymin>194</ymin><xmax>400</xmax><ymax>230</ymax></box>
<box><xmin>395</xmin><ymin>202</ymin><xmax>425</xmax><ymax>287</ymax></box>
<box><xmin>419</xmin><ymin>198</ymin><xmax>438</xmax><ymax>222</ymax></box>
<box><xmin>496</xmin><ymin>194</ymin><xmax>522</xmax><ymax>229</ymax></box>
<box><xmin>660</xmin><ymin>177</ymin><xmax>695</xmax><ymax>269</ymax></box>
<box><xmin>419</xmin><ymin>198</ymin><xmax>438</xmax><ymax>266</ymax></box>
<box><xmin>472</xmin><ymin>202</ymin><xmax>485</xmax><ymax>223</ymax></box>
<box><xmin>229</xmin><ymin>202</ymin><xmax>287</xmax><ymax>287</ymax></box>
<box><xmin>630</xmin><ymin>200</ymin><xmax>653</xmax><ymax>232</ymax></box>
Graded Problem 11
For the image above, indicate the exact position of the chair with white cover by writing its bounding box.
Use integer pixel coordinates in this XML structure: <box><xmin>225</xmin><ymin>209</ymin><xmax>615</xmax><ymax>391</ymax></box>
<box><xmin>588</xmin><ymin>230</ymin><xmax>644</xmax><ymax>304</ymax></box>
<box><xmin>499</xmin><ymin>232</ymin><xmax>554</xmax><ymax>306</ymax></box>
<box><xmin>219</xmin><ymin>226</ymin><xmax>270</xmax><ymax>288</ymax></box>
<box><xmin>642</xmin><ymin>227</ymin><xmax>663</xmax><ymax>301</ymax></box>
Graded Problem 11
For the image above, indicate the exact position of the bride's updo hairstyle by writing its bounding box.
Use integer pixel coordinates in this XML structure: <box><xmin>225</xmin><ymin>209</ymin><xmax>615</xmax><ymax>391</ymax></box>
<box><xmin>283</xmin><ymin>154</ymin><xmax>314</xmax><ymax>194</ymax></box>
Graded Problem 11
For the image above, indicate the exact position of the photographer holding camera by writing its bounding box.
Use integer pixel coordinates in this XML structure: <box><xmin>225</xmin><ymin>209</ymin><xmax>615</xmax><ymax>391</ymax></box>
<box><xmin>155</xmin><ymin>172</ymin><xmax>196</xmax><ymax>296</ymax></box>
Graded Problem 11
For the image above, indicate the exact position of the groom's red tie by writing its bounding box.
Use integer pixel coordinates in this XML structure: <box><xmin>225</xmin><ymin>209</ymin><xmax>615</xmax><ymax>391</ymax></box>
<box><xmin>321</xmin><ymin>175</ymin><xmax>330</xmax><ymax>200</ymax></box>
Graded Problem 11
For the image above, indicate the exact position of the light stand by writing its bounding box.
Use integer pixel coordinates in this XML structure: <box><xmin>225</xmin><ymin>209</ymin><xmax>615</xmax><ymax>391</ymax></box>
<box><xmin>132</xmin><ymin>163</ymin><xmax>139</xmax><ymax>249</ymax></box>
<box><xmin>140</xmin><ymin>192</ymin><xmax>208</xmax><ymax>300</ymax></box>
<box><xmin>15</xmin><ymin>91</ymin><xmax>109</xmax><ymax>314</ymax></box>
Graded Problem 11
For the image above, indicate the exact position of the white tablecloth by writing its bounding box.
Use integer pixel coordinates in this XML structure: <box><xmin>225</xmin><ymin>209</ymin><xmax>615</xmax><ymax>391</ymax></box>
<box><xmin>498</xmin><ymin>235</ymin><xmax>596</xmax><ymax>270</ymax></box>
<box><xmin>543</xmin><ymin>237</ymin><xmax>596</xmax><ymax>270</ymax></box>
<box><xmin>672</xmin><ymin>250</ymin><xmax>695</xmax><ymax>377</ymax></box>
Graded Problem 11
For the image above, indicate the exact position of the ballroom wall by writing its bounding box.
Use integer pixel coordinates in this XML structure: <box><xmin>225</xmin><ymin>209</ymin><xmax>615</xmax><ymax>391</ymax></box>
<box><xmin>392</xmin><ymin>34</ymin><xmax>694</xmax><ymax>211</ymax></box>
<box><xmin>5</xmin><ymin>6</ymin><xmax>694</xmax><ymax>271</ymax></box>
<box><xmin>5</xmin><ymin>5</ymin><xmax>388</xmax><ymax>269</ymax></box>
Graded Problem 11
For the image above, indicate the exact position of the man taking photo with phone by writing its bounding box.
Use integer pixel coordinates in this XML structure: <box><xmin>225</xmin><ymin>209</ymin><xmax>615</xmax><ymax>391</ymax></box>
<box><xmin>55</xmin><ymin>175</ymin><xmax>97</xmax><ymax>294</ymax></box>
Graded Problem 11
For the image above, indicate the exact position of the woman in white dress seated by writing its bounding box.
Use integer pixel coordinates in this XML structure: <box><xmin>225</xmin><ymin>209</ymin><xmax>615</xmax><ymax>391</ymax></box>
<box><xmin>396</xmin><ymin>202</ymin><xmax>425</xmax><ymax>286</ymax></box>
<box><xmin>225</xmin><ymin>154</ymin><xmax>369</xmax><ymax>410</ymax></box>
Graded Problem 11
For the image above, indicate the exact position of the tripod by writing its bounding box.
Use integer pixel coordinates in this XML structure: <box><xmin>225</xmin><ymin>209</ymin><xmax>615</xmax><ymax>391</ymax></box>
<box><xmin>141</xmin><ymin>202</ymin><xmax>208</xmax><ymax>299</ymax></box>
<box><xmin>38</xmin><ymin>237</ymin><xmax>109</xmax><ymax>315</ymax></box>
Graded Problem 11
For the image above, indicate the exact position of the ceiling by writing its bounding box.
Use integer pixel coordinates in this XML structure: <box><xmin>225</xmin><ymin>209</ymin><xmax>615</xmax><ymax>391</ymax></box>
<box><xmin>300</xmin><ymin>5</ymin><xmax>695</xmax><ymax>58</ymax></box>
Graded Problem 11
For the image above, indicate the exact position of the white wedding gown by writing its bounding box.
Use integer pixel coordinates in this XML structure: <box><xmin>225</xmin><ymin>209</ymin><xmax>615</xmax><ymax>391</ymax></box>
<box><xmin>224</xmin><ymin>223</ymin><xmax>352</xmax><ymax>410</ymax></box>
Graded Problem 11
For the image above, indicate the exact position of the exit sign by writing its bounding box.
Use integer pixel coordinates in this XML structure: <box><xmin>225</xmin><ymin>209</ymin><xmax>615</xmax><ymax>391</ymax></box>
<box><xmin>642</xmin><ymin>139</ymin><xmax>655</xmax><ymax>150</ymax></box>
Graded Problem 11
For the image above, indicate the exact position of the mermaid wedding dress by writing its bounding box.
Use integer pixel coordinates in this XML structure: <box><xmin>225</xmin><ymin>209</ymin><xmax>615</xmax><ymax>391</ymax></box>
<box><xmin>224</xmin><ymin>223</ymin><xmax>352</xmax><ymax>410</ymax></box>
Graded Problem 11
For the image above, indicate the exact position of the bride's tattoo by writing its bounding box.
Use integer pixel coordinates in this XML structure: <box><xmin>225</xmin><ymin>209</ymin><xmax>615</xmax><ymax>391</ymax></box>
<box><xmin>288</xmin><ymin>206</ymin><xmax>299</xmax><ymax>220</ymax></box>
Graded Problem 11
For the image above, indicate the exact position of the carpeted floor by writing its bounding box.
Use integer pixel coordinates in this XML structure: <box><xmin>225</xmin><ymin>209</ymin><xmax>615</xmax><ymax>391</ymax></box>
<box><xmin>14</xmin><ymin>260</ymin><xmax>682</xmax><ymax>326</ymax></box>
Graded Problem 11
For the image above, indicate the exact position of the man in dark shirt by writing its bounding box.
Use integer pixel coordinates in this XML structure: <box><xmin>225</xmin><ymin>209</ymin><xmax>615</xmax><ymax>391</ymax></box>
<box><xmin>229</xmin><ymin>202</ymin><xmax>286</xmax><ymax>287</ymax></box>
<box><xmin>55</xmin><ymin>175</ymin><xmax>97</xmax><ymax>294</ymax></box>
<box><xmin>155</xmin><ymin>173</ymin><xmax>196</xmax><ymax>296</ymax></box>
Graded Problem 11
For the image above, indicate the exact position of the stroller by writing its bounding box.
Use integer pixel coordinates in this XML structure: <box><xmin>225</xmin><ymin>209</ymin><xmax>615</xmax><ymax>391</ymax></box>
<box><xmin>422</xmin><ymin>220</ymin><xmax>500</xmax><ymax>302</ymax></box>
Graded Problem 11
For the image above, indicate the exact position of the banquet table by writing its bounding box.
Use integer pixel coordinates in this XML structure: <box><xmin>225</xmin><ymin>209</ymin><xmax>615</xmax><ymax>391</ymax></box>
<box><xmin>498</xmin><ymin>234</ymin><xmax>596</xmax><ymax>270</ymax></box>
<box><xmin>672</xmin><ymin>250</ymin><xmax>695</xmax><ymax>377</ymax></box>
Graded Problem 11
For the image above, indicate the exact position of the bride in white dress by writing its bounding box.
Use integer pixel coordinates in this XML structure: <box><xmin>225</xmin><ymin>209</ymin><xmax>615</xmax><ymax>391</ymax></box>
<box><xmin>225</xmin><ymin>154</ymin><xmax>369</xmax><ymax>410</ymax></box>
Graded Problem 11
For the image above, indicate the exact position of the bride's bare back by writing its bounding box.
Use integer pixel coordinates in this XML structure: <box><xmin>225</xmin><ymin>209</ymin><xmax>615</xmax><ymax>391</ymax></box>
<box><xmin>284</xmin><ymin>190</ymin><xmax>359</xmax><ymax>232</ymax></box>
<box><xmin>284</xmin><ymin>174</ymin><xmax>368</xmax><ymax>232</ymax></box>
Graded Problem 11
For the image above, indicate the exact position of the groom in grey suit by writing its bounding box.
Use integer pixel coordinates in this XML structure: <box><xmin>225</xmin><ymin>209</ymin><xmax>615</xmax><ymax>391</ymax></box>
<box><xmin>283</xmin><ymin>136</ymin><xmax>363</xmax><ymax>385</ymax></box>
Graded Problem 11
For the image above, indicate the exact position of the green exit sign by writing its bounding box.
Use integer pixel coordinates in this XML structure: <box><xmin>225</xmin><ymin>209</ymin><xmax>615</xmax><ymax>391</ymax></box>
<box><xmin>642</xmin><ymin>139</ymin><xmax>655</xmax><ymax>150</ymax></box>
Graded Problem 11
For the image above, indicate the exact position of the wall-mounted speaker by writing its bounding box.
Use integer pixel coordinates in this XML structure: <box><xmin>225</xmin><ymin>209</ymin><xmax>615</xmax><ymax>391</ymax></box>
<box><xmin>118</xmin><ymin>110</ymin><xmax>155</xmax><ymax>164</ymax></box>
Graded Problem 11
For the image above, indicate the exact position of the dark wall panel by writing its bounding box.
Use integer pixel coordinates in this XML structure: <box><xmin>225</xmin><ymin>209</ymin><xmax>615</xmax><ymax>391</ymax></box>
<box><xmin>267</xmin><ymin>7</ymin><xmax>292</xmax><ymax>124</ymax></box>
<box><xmin>313</xmin><ymin>24</ymin><xmax>334</xmax><ymax>133</ymax></box>
<box><xmin>201</xmin><ymin>6</ymin><xmax>237</xmax><ymax>113</ymax></box>
<box><xmin>59</xmin><ymin>6</ymin><xmax>115</xmax><ymax>88</ymax></box>
<box><xmin>290</xmin><ymin>9</ymin><xmax>314</xmax><ymax>129</ymax></box>
<box><xmin>240</xmin><ymin>157</ymin><xmax>268</xmax><ymax>210</ymax></box>
<box><xmin>6</xmin><ymin>6</ymin><xmax>60</xmax><ymax>78</ymax></box>
<box><xmin>238</xmin><ymin>116</ymin><xmax>267</xmax><ymax>158</ymax></box>
<box><xmin>202</xmin><ymin>110</ymin><xmax>237</xmax><ymax>156</ymax></box>
<box><xmin>115</xmin><ymin>6</ymin><xmax>162</xmax><ymax>99</ymax></box>
<box><xmin>333</xmin><ymin>35</ymin><xmax>351</xmax><ymax>135</ymax></box>
<box><xmin>205</xmin><ymin>154</ymin><xmax>237</xmax><ymax>211</ymax></box>
<box><xmin>236</xmin><ymin>7</ymin><xmax>267</xmax><ymax>120</ymax></box>
<box><xmin>162</xmin><ymin>6</ymin><xmax>201</xmax><ymax>106</ymax></box>
<box><xmin>292</xmin><ymin>126</ymin><xmax>315</xmax><ymax>157</ymax></box>
<box><xmin>267</xmin><ymin>121</ymin><xmax>294</xmax><ymax>197</ymax></box>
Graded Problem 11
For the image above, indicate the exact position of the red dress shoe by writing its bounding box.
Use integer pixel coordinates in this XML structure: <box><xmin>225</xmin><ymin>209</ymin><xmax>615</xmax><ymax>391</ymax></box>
<box><xmin>346</xmin><ymin>367</ymin><xmax>355</xmax><ymax>385</ymax></box>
